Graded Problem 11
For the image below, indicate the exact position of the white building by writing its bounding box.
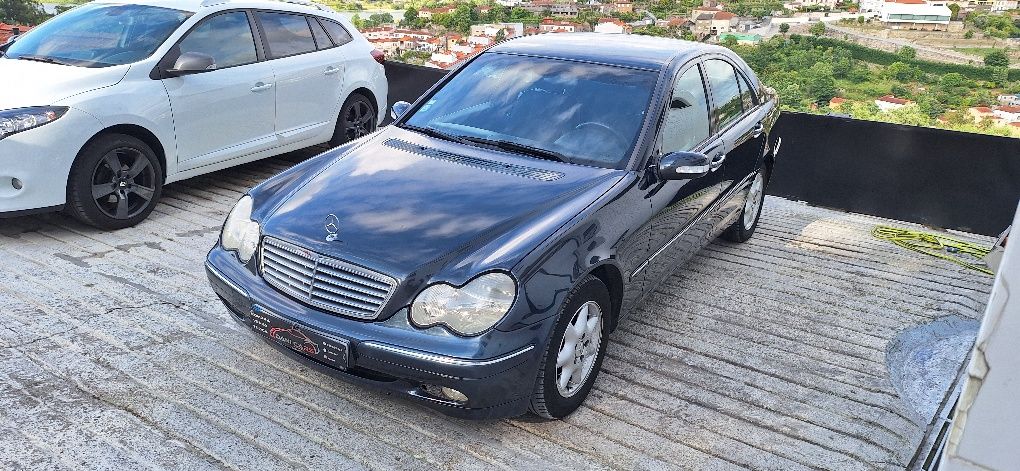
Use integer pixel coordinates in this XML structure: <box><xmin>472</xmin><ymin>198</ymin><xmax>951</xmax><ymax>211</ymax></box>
<box><xmin>991</xmin><ymin>0</ymin><xmax>1018</xmax><ymax>11</ymax></box>
<box><xmin>593</xmin><ymin>18</ymin><xmax>632</xmax><ymax>33</ymax></box>
<box><xmin>879</xmin><ymin>0</ymin><xmax>953</xmax><ymax>31</ymax></box>
<box><xmin>998</xmin><ymin>94</ymin><xmax>1020</xmax><ymax>107</ymax></box>
<box><xmin>875</xmin><ymin>95</ymin><xmax>913</xmax><ymax>111</ymax></box>
<box><xmin>469</xmin><ymin>22</ymin><xmax>525</xmax><ymax>38</ymax></box>
<box><xmin>993</xmin><ymin>106</ymin><xmax>1020</xmax><ymax>123</ymax></box>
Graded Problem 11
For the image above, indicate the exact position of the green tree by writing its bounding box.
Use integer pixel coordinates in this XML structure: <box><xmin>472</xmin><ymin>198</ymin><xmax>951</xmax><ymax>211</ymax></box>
<box><xmin>939</xmin><ymin>72</ymin><xmax>967</xmax><ymax>88</ymax></box>
<box><xmin>947</xmin><ymin>3</ymin><xmax>959</xmax><ymax>20</ymax></box>
<box><xmin>984</xmin><ymin>50</ymin><xmax>1009</xmax><ymax>67</ymax></box>
<box><xmin>809</xmin><ymin>21</ymin><xmax>825</xmax><ymax>36</ymax></box>
<box><xmin>885</xmin><ymin>61</ymin><xmax>919</xmax><ymax>81</ymax></box>
<box><xmin>494</xmin><ymin>28</ymin><xmax>505</xmax><ymax>42</ymax></box>
<box><xmin>779</xmin><ymin>23</ymin><xmax>790</xmax><ymax>33</ymax></box>
<box><xmin>897</xmin><ymin>46</ymin><xmax>916</xmax><ymax>60</ymax></box>
<box><xmin>990</xmin><ymin>67</ymin><xmax>1009</xmax><ymax>86</ymax></box>
<box><xmin>722</xmin><ymin>34</ymin><xmax>738</xmax><ymax>47</ymax></box>
<box><xmin>402</xmin><ymin>7</ymin><xmax>419</xmax><ymax>27</ymax></box>
<box><xmin>891</xmin><ymin>84</ymin><xmax>909</xmax><ymax>97</ymax></box>
<box><xmin>0</xmin><ymin>0</ymin><xmax>49</xmax><ymax>24</ymax></box>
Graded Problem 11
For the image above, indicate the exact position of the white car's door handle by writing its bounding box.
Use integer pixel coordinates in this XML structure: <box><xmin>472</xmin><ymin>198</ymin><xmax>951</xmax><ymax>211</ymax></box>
<box><xmin>250</xmin><ymin>82</ymin><xmax>274</xmax><ymax>92</ymax></box>
<box><xmin>324</xmin><ymin>66</ymin><xmax>341</xmax><ymax>76</ymax></box>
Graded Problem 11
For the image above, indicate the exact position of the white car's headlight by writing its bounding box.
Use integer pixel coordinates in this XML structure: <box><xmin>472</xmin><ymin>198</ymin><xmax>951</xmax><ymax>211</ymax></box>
<box><xmin>0</xmin><ymin>106</ymin><xmax>68</xmax><ymax>140</ymax></box>
<box><xmin>221</xmin><ymin>195</ymin><xmax>260</xmax><ymax>263</ymax></box>
<box><xmin>410</xmin><ymin>272</ymin><xmax>516</xmax><ymax>336</ymax></box>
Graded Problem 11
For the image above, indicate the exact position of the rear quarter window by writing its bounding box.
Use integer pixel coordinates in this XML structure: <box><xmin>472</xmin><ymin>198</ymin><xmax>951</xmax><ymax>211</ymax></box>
<box><xmin>319</xmin><ymin>18</ymin><xmax>353</xmax><ymax>46</ymax></box>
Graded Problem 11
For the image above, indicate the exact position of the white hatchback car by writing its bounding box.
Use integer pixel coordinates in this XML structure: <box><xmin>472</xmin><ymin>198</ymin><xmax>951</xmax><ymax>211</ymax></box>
<box><xmin>0</xmin><ymin>0</ymin><xmax>387</xmax><ymax>229</ymax></box>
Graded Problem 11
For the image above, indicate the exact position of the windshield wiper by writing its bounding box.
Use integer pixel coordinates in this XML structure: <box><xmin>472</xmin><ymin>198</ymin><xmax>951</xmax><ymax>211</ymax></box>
<box><xmin>399</xmin><ymin>124</ymin><xmax>471</xmax><ymax>145</ymax></box>
<box><xmin>458</xmin><ymin>136</ymin><xmax>567</xmax><ymax>163</ymax></box>
<box><xmin>16</xmin><ymin>55</ymin><xmax>74</xmax><ymax>66</ymax></box>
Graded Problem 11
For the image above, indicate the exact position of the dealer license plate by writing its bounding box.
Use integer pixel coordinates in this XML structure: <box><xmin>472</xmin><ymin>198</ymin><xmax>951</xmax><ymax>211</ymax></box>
<box><xmin>250</xmin><ymin>306</ymin><xmax>349</xmax><ymax>370</ymax></box>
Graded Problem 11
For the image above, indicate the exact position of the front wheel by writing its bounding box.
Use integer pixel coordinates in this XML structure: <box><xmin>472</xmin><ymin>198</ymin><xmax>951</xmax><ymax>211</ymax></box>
<box><xmin>530</xmin><ymin>275</ymin><xmax>611</xmax><ymax>419</ymax></box>
<box><xmin>721</xmin><ymin>167</ymin><xmax>768</xmax><ymax>243</ymax></box>
<box><xmin>329</xmin><ymin>93</ymin><xmax>376</xmax><ymax>146</ymax></box>
<box><xmin>66</xmin><ymin>134</ymin><xmax>163</xmax><ymax>230</ymax></box>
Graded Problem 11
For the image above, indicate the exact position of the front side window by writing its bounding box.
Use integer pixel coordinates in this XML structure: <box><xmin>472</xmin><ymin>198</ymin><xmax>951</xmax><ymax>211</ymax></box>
<box><xmin>257</xmin><ymin>11</ymin><xmax>315</xmax><ymax>58</ymax></box>
<box><xmin>661</xmin><ymin>66</ymin><xmax>711</xmax><ymax>153</ymax></box>
<box><xmin>403</xmin><ymin>53</ymin><xmax>657</xmax><ymax>169</ymax></box>
<box><xmin>177</xmin><ymin>11</ymin><xmax>257</xmax><ymax>69</ymax></box>
<box><xmin>704</xmin><ymin>59</ymin><xmax>744</xmax><ymax>130</ymax></box>
<box><xmin>4</xmin><ymin>3</ymin><xmax>190</xmax><ymax>67</ymax></box>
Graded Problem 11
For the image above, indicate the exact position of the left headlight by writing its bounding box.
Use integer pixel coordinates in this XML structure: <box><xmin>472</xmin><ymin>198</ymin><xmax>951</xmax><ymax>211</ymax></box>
<box><xmin>221</xmin><ymin>195</ymin><xmax>260</xmax><ymax>263</ymax></box>
<box><xmin>0</xmin><ymin>107</ymin><xmax>68</xmax><ymax>140</ymax></box>
<box><xmin>410</xmin><ymin>272</ymin><xmax>517</xmax><ymax>336</ymax></box>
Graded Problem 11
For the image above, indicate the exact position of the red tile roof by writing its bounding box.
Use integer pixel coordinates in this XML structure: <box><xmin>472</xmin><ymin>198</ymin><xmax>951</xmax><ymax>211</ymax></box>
<box><xmin>877</xmin><ymin>95</ymin><xmax>910</xmax><ymax>105</ymax></box>
<box><xmin>973</xmin><ymin>106</ymin><xmax>993</xmax><ymax>113</ymax></box>
<box><xmin>997</xmin><ymin>106</ymin><xmax>1020</xmax><ymax>113</ymax></box>
<box><xmin>714</xmin><ymin>11</ymin><xmax>736</xmax><ymax>19</ymax></box>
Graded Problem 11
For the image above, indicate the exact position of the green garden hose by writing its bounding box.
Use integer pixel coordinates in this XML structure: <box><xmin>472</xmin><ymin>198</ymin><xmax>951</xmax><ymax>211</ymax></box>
<box><xmin>872</xmin><ymin>225</ymin><xmax>994</xmax><ymax>275</ymax></box>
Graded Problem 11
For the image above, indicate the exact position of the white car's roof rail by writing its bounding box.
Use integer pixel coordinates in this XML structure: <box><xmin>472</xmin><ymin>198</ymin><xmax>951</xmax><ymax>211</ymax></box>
<box><xmin>198</xmin><ymin>0</ymin><xmax>333</xmax><ymax>10</ymax></box>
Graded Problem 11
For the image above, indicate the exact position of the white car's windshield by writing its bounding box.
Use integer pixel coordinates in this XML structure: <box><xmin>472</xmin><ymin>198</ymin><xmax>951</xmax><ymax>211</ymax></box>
<box><xmin>403</xmin><ymin>53</ymin><xmax>658</xmax><ymax>169</ymax></box>
<box><xmin>4</xmin><ymin>3</ymin><xmax>191</xmax><ymax>68</ymax></box>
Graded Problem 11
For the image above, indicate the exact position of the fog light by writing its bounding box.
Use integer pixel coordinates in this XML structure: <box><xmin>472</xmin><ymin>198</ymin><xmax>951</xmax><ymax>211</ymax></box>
<box><xmin>422</xmin><ymin>384</ymin><xmax>469</xmax><ymax>403</ymax></box>
<box><xmin>11</xmin><ymin>178</ymin><xmax>22</xmax><ymax>190</ymax></box>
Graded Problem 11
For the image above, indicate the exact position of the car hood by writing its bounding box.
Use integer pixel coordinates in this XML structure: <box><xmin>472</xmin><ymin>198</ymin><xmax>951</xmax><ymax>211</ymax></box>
<box><xmin>0</xmin><ymin>58</ymin><xmax>130</xmax><ymax>109</ymax></box>
<box><xmin>260</xmin><ymin>128</ymin><xmax>625</xmax><ymax>287</ymax></box>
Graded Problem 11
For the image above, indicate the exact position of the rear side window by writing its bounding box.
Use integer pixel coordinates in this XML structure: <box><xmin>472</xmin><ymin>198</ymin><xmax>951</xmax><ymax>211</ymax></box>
<box><xmin>178</xmin><ymin>11</ymin><xmax>257</xmax><ymax>69</ymax></box>
<box><xmin>257</xmin><ymin>11</ymin><xmax>316</xmax><ymax>58</ymax></box>
<box><xmin>309</xmin><ymin>16</ymin><xmax>333</xmax><ymax>49</ymax></box>
<box><xmin>704</xmin><ymin>59</ymin><xmax>744</xmax><ymax>130</ymax></box>
<box><xmin>661</xmin><ymin>66</ymin><xmax>711</xmax><ymax>153</ymax></box>
<box><xmin>319</xmin><ymin>18</ymin><xmax>353</xmax><ymax>46</ymax></box>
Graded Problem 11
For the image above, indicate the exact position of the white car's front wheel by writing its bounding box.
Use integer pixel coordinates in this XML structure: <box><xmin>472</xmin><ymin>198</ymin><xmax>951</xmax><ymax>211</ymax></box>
<box><xmin>330</xmin><ymin>93</ymin><xmax>376</xmax><ymax>146</ymax></box>
<box><xmin>66</xmin><ymin>133</ymin><xmax>163</xmax><ymax>230</ymax></box>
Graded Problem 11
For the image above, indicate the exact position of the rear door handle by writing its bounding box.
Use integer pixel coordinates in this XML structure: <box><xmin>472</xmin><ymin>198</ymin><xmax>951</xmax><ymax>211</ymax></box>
<box><xmin>324</xmin><ymin>66</ymin><xmax>341</xmax><ymax>75</ymax></box>
<box><xmin>752</xmin><ymin>122</ymin><xmax>765</xmax><ymax>138</ymax></box>
<box><xmin>250</xmin><ymin>82</ymin><xmax>274</xmax><ymax>92</ymax></box>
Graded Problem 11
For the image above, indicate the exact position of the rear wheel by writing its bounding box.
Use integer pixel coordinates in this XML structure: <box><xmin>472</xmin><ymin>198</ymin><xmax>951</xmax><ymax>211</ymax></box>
<box><xmin>722</xmin><ymin>167</ymin><xmax>768</xmax><ymax>243</ymax></box>
<box><xmin>329</xmin><ymin>93</ymin><xmax>376</xmax><ymax>146</ymax></box>
<box><xmin>66</xmin><ymin>134</ymin><xmax>163</xmax><ymax>230</ymax></box>
<box><xmin>530</xmin><ymin>275</ymin><xmax>611</xmax><ymax>419</ymax></box>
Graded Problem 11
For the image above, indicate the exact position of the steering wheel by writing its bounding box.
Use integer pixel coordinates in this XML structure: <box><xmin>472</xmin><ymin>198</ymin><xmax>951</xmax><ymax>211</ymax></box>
<box><xmin>571</xmin><ymin>121</ymin><xmax>629</xmax><ymax>153</ymax></box>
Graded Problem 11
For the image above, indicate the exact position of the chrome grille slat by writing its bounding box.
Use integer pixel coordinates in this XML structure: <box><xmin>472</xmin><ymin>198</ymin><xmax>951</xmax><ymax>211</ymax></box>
<box><xmin>260</xmin><ymin>237</ymin><xmax>397</xmax><ymax>319</ymax></box>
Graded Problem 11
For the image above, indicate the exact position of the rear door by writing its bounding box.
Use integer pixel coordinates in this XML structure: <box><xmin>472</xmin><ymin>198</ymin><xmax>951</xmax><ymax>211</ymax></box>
<box><xmin>254</xmin><ymin>11</ymin><xmax>344</xmax><ymax>145</ymax></box>
<box><xmin>162</xmin><ymin>10</ymin><xmax>277</xmax><ymax>169</ymax></box>
<box><xmin>703</xmin><ymin>57</ymin><xmax>766</xmax><ymax>194</ymax></box>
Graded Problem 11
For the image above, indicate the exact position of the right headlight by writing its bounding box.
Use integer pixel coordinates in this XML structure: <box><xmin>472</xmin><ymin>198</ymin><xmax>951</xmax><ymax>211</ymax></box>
<box><xmin>410</xmin><ymin>272</ymin><xmax>517</xmax><ymax>336</ymax></box>
<box><xmin>221</xmin><ymin>195</ymin><xmax>260</xmax><ymax>263</ymax></box>
<box><xmin>0</xmin><ymin>106</ymin><xmax>68</xmax><ymax>140</ymax></box>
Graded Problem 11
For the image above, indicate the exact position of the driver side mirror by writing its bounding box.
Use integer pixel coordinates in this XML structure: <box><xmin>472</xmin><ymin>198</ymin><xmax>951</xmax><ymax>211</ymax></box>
<box><xmin>657</xmin><ymin>151</ymin><xmax>710</xmax><ymax>180</ymax></box>
<box><xmin>166</xmin><ymin>52</ymin><xmax>215</xmax><ymax>77</ymax></box>
<box><xmin>390</xmin><ymin>101</ymin><xmax>411</xmax><ymax>120</ymax></box>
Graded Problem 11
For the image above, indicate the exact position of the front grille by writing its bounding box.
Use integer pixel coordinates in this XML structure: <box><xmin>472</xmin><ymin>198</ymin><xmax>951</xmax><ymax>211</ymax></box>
<box><xmin>260</xmin><ymin>238</ymin><xmax>396</xmax><ymax>319</ymax></box>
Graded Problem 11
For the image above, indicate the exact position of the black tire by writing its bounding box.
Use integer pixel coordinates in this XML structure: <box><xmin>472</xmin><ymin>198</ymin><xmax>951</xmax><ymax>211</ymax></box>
<box><xmin>66</xmin><ymin>133</ymin><xmax>163</xmax><ymax>230</ymax></box>
<box><xmin>530</xmin><ymin>274</ymin><xmax>611</xmax><ymax>419</ymax></box>
<box><xmin>721</xmin><ymin>166</ymin><xmax>769</xmax><ymax>243</ymax></box>
<box><xmin>329</xmin><ymin>93</ymin><xmax>377</xmax><ymax>146</ymax></box>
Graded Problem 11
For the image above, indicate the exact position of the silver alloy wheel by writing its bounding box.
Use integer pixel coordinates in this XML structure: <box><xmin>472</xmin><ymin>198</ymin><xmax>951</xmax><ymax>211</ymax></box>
<box><xmin>555</xmin><ymin>301</ymin><xmax>603</xmax><ymax>398</ymax></box>
<box><xmin>743</xmin><ymin>171</ymin><xmax>765</xmax><ymax>230</ymax></box>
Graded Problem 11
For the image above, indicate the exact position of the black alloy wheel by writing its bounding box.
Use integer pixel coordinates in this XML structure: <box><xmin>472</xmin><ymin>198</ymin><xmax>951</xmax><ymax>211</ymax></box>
<box><xmin>67</xmin><ymin>133</ymin><xmax>163</xmax><ymax>230</ymax></box>
<box><xmin>331</xmin><ymin>94</ymin><xmax>376</xmax><ymax>146</ymax></box>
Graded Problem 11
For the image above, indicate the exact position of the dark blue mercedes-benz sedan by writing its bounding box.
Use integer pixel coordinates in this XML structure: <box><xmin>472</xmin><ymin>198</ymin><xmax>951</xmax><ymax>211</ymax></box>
<box><xmin>206</xmin><ymin>33</ymin><xmax>781</xmax><ymax>420</ymax></box>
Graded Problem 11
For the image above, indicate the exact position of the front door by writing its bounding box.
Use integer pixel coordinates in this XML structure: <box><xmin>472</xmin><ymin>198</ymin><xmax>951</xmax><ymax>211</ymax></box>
<box><xmin>636</xmin><ymin>61</ymin><xmax>727</xmax><ymax>293</ymax></box>
<box><xmin>162</xmin><ymin>10</ymin><xmax>277</xmax><ymax>169</ymax></box>
<box><xmin>255</xmin><ymin>11</ymin><xmax>344</xmax><ymax>145</ymax></box>
<box><xmin>704</xmin><ymin>58</ymin><xmax>766</xmax><ymax>195</ymax></box>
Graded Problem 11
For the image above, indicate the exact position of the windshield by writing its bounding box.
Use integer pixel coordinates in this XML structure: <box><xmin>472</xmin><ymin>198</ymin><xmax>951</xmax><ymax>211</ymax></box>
<box><xmin>5</xmin><ymin>3</ymin><xmax>191</xmax><ymax>68</ymax></box>
<box><xmin>403</xmin><ymin>53</ymin><xmax>658</xmax><ymax>169</ymax></box>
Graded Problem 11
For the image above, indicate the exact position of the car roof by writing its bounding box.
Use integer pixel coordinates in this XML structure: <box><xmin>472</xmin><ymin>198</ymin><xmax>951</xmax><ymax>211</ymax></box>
<box><xmin>488</xmin><ymin>33</ymin><xmax>728</xmax><ymax>71</ymax></box>
<box><xmin>89</xmin><ymin>0</ymin><xmax>330</xmax><ymax>15</ymax></box>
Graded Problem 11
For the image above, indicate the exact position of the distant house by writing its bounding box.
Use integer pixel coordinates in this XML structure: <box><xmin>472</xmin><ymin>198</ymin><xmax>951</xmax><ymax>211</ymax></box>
<box><xmin>418</xmin><ymin>6</ymin><xmax>455</xmax><ymax>19</ymax></box>
<box><xmin>879</xmin><ymin>0</ymin><xmax>952</xmax><ymax>31</ymax></box>
<box><xmin>993</xmin><ymin>106</ymin><xmax>1020</xmax><ymax>124</ymax></box>
<box><xmin>523</xmin><ymin>0</ymin><xmax>580</xmax><ymax>17</ymax></box>
<box><xmin>968</xmin><ymin>106</ymin><xmax>996</xmax><ymax>123</ymax></box>
<box><xmin>594</xmin><ymin>17</ymin><xmax>632</xmax><ymax>33</ymax></box>
<box><xmin>829</xmin><ymin>97</ymin><xmax>847</xmax><ymax>108</ymax></box>
<box><xmin>875</xmin><ymin>95</ymin><xmax>913</xmax><ymax>111</ymax></box>
<box><xmin>0</xmin><ymin>23</ymin><xmax>32</xmax><ymax>43</ymax></box>
<box><xmin>990</xmin><ymin>0</ymin><xmax>1018</xmax><ymax>11</ymax></box>
<box><xmin>470</xmin><ymin>22</ymin><xmax>526</xmax><ymax>38</ymax></box>
<box><xmin>997</xmin><ymin>94</ymin><xmax>1020</xmax><ymax>107</ymax></box>
<box><xmin>539</xmin><ymin>18</ymin><xmax>584</xmax><ymax>32</ymax></box>
<box><xmin>691</xmin><ymin>8</ymin><xmax>738</xmax><ymax>36</ymax></box>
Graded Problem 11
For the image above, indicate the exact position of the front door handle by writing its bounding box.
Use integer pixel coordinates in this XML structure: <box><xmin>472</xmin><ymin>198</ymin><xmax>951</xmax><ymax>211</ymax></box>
<box><xmin>710</xmin><ymin>151</ymin><xmax>727</xmax><ymax>172</ymax></box>
<box><xmin>250</xmin><ymin>82</ymin><xmax>274</xmax><ymax>92</ymax></box>
<box><xmin>752</xmin><ymin>122</ymin><xmax>765</xmax><ymax>138</ymax></box>
<box><xmin>324</xmin><ymin>66</ymin><xmax>341</xmax><ymax>75</ymax></box>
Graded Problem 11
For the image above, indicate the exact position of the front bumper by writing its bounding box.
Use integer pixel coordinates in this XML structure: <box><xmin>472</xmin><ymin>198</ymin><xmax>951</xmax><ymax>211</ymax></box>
<box><xmin>0</xmin><ymin>107</ymin><xmax>103</xmax><ymax>215</ymax></box>
<box><xmin>205</xmin><ymin>246</ymin><xmax>554</xmax><ymax>419</ymax></box>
